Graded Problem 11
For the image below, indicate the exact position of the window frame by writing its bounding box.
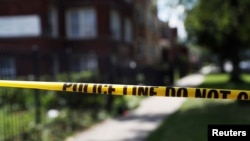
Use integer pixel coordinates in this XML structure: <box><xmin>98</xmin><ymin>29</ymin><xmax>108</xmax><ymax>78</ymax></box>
<box><xmin>48</xmin><ymin>6</ymin><xmax>58</xmax><ymax>37</ymax></box>
<box><xmin>66</xmin><ymin>7</ymin><xmax>97</xmax><ymax>39</ymax></box>
<box><xmin>124</xmin><ymin>17</ymin><xmax>133</xmax><ymax>43</ymax></box>
<box><xmin>110</xmin><ymin>10</ymin><xmax>121</xmax><ymax>40</ymax></box>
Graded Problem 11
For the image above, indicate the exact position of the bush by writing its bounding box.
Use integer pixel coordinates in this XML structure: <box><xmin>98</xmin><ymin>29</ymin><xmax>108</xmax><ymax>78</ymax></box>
<box><xmin>0</xmin><ymin>70</ymin><xmax>144</xmax><ymax>141</ymax></box>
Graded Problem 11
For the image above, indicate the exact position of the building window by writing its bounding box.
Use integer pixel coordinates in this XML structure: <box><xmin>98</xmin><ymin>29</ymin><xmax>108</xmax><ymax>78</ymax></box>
<box><xmin>135</xmin><ymin>6</ymin><xmax>143</xmax><ymax>24</ymax></box>
<box><xmin>48</xmin><ymin>7</ymin><xmax>58</xmax><ymax>37</ymax></box>
<box><xmin>124</xmin><ymin>18</ymin><xmax>132</xmax><ymax>43</ymax></box>
<box><xmin>0</xmin><ymin>57</ymin><xmax>16</xmax><ymax>79</ymax></box>
<box><xmin>110</xmin><ymin>10</ymin><xmax>121</xmax><ymax>40</ymax></box>
<box><xmin>66</xmin><ymin>8</ymin><xmax>97</xmax><ymax>39</ymax></box>
<box><xmin>137</xmin><ymin>39</ymin><xmax>144</xmax><ymax>57</ymax></box>
<box><xmin>68</xmin><ymin>10</ymin><xmax>80</xmax><ymax>37</ymax></box>
<box><xmin>0</xmin><ymin>15</ymin><xmax>41</xmax><ymax>37</ymax></box>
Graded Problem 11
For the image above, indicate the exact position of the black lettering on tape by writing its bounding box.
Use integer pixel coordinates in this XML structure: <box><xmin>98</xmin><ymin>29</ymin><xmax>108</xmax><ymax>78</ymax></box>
<box><xmin>195</xmin><ymin>88</ymin><xmax>206</xmax><ymax>98</ymax></box>
<box><xmin>165</xmin><ymin>87</ymin><xmax>176</xmax><ymax>97</ymax></box>
<box><xmin>72</xmin><ymin>83</ymin><xmax>77</xmax><ymax>92</ymax></box>
<box><xmin>62</xmin><ymin>83</ymin><xmax>242</xmax><ymax>100</ymax></box>
<box><xmin>207</xmin><ymin>89</ymin><xmax>219</xmax><ymax>98</ymax></box>
<box><xmin>177</xmin><ymin>88</ymin><xmax>188</xmax><ymax>97</ymax></box>
<box><xmin>62</xmin><ymin>83</ymin><xmax>72</xmax><ymax>91</ymax></box>
<box><xmin>237</xmin><ymin>92</ymin><xmax>249</xmax><ymax>100</ymax></box>
<box><xmin>149</xmin><ymin>87</ymin><xmax>157</xmax><ymax>96</ymax></box>
<box><xmin>93</xmin><ymin>84</ymin><xmax>97</xmax><ymax>93</ymax></box>
<box><xmin>195</xmin><ymin>89</ymin><xmax>230</xmax><ymax>99</ymax></box>
<box><xmin>98</xmin><ymin>84</ymin><xmax>102</xmax><ymax>94</ymax></box>
<box><xmin>220</xmin><ymin>90</ymin><xmax>230</xmax><ymax>99</ymax></box>
<box><xmin>138</xmin><ymin>86</ymin><xmax>148</xmax><ymax>96</ymax></box>
<box><xmin>103</xmin><ymin>85</ymin><xmax>108</xmax><ymax>94</ymax></box>
<box><xmin>130</xmin><ymin>86</ymin><xmax>158</xmax><ymax>96</ymax></box>
<box><xmin>83</xmin><ymin>84</ymin><xmax>88</xmax><ymax>93</ymax></box>
<box><xmin>78</xmin><ymin>84</ymin><xmax>83</xmax><ymax>92</ymax></box>
<box><xmin>108</xmin><ymin>85</ymin><xmax>115</xmax><ymax>94</ymax></box>
<box><xmin>132</xmin><ymin>86</ymin><xmax>136</xmax><ymax>95</ymax></box>
<box><xmin>165</xmin><ymin>87</ymin><xmax>187</xmax><ymax>97</ymax></box>
<box><xmin>123</xmin><ymin>86</ymin><xmax>127</xmax><ymax>95</ymax></box>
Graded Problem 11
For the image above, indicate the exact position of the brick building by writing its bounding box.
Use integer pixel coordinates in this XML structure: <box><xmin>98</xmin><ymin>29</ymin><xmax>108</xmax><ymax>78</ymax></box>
<box><xmin>134</xmin><ymin>0</ymin><xmax>161</xmax><ymax>66</ymax></box>
<box><xmin>0</xmin><ymin>0</ymin><xmax>134</xmax><ymax>82</ymax></box>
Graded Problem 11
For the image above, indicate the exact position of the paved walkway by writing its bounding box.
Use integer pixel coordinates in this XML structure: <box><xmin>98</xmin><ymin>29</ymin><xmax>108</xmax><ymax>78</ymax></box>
<box><xmin>65</xmin><ymin>73</ymin><xmax>205</xmax><ymax>141</ymax></box>
<box><xmin>174</xmin><ymin>73</ymin><xmax>205</xmax><ymax>87</ymax></box>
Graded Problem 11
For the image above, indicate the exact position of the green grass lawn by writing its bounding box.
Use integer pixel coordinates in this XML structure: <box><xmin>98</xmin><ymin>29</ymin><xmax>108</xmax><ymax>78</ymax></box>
<box><xmin>146</xmin><ymin>73</ymin><xmax>250</xmax><ymax>141</ymax></box>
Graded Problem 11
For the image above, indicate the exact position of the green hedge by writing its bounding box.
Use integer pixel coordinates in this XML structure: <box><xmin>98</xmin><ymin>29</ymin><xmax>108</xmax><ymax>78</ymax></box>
<box><xmin>0</xmin><ymin>70</ymin><xmax>143</xmax><ymax>141</ymax></box>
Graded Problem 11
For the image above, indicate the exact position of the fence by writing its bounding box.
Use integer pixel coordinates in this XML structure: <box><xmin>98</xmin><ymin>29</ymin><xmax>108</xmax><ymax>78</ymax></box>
<box><xmin>0</xmin><ymin>55</ymin><xmax>139</xmax><ymax>141</ymax></box>
<box><xmin>0</xmin><ymin>45</ymin><xmax>175</xmax><ymax>141</ymax></box>
<box><xmin>0</xmin><ymin>50</ymin><xmax>42</xmax><ymax>141</ymax></box>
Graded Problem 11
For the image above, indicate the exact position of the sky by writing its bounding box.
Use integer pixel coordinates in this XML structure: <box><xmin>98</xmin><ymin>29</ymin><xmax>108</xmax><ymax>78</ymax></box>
<box><xmin>157</xmin><ymin>0</ymin><xmax>188</xmax><ymax>41</ymax></box>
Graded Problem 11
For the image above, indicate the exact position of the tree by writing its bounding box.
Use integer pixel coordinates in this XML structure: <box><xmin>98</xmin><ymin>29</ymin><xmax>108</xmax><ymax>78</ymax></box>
<box><xmin>185</xmin><ymin>0</ymin><xmax>250</xmax><ymax>82</ymax></box>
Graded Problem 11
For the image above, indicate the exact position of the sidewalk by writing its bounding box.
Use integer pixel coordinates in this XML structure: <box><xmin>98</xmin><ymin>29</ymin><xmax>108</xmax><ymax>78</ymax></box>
<box><xmin>66</xmin><ymin>73</ymin><xmax>205</xmax><ymax>141</ymax></box>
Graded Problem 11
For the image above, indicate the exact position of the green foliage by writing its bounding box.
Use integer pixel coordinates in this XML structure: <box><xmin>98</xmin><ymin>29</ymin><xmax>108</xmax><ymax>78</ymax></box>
<box><xmin>199</xmin><ymin>73</ymin><xmax>250</xmax><ymax>91</ymax></box>
<box><xmin>185</xmin><ymin>0</ymin><xmax>250</xmax><ymax>81</ymax></box>
<box><xmin>146</xmin><ymin>73</ymin><xmax>250</xmax><ymax>141</ymax></box>
<box><xmin>146</xmin><ymin>99</ymin><xmax>250</xmax><ymax>141</ymax></box>
<box><xmin>42</xmin><ymin>109</ymin><xmax>104</xmax><ymax>141</ymax></box>
<box><xmin>41</xmin><ymin>70</ymin><xmax>103</xmax><ymax>110</ymax></box>
<box><xmin>185</xmin><ymin>0</ymin><xmax>250</xmax><ymax>49</ymax></box>
<box><xmin>0</xmin><ymin>109</ymin><xmax>36</xmax><ymax>141</ymax></box>
<box><xmin>0</xmin><ymin>88</ymin><xmax>34</xmax><ymax>111</ymax></box>
<box><xmin>0</xmin><ymin>70</ymin><xmax>143</xmax><ymax>141</ymax></box>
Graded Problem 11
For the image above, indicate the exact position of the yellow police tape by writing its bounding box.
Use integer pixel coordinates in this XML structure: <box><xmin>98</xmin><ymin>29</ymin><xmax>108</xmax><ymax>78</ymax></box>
<box><xmin>0</xmin><ymin>80</ymin><xmax>249</xmax><ymax>100</ymax></box>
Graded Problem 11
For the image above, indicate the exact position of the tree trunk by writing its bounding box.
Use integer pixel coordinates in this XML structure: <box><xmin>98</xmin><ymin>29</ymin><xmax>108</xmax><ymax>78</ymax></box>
<box><xmin>229</xmin><ymin>44</ymin><xmax>242</xmax><ymax>82</ymax></box>
<box><xmin>218</xmin><ymin>51</ymin><xmax>226</xmax><ymax>73</ymax></box>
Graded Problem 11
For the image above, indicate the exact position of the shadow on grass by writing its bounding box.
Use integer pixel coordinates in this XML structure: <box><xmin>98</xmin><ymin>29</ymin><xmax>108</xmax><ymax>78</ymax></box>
<box><xmin>146</xmin><ymin>73</ymin><xmax>250</xmax><ymax>141</ymax></box>
<box><xmin>115</xmin><ymin>113</ymin><xmax>171</xmax><ymax>141</ymax></box>
<box><xmin>146</xmin><ymin>100</ymin><xmax>250</xmax><ymax>141</ymax></box>
<box><xmin>200</xmin><ymin>80</ymin><xmax>250</xmax><ymax>91</ymax></box>
<box><xmin>200</xmin><ymin>79</ymin><xmax>250</xmax><ymax>105</ymax></box>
